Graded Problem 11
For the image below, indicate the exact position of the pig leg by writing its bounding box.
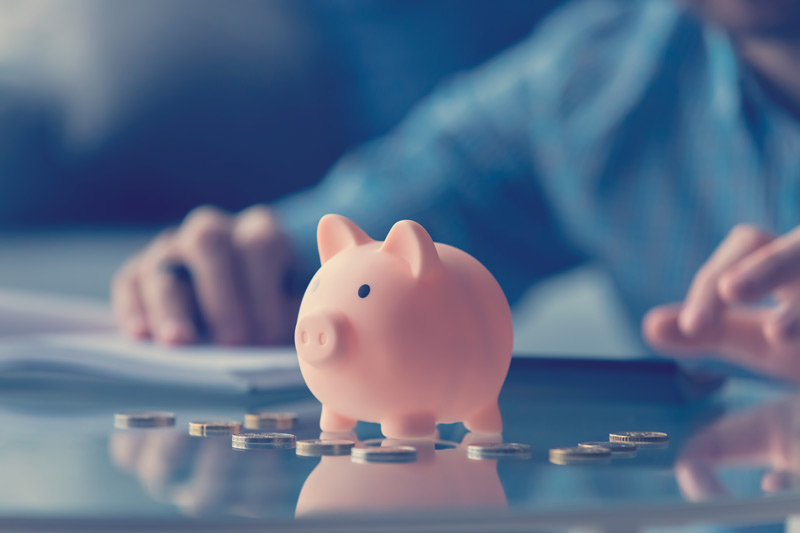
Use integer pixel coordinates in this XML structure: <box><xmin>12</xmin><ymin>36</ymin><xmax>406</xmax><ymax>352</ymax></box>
<box><xmin>381</xmin><ymin>413</ymin><xmax>436</xmax><ymax>439</ymax></box>
<box><xmin>463</xmin><ymin>401</ymin><xmax>502</xmax><ymax>434</ymax></box>
<box><xmin>320</xmin><ymin>406</ymin><xmax>357</xmax><ymax>432</ymax></box>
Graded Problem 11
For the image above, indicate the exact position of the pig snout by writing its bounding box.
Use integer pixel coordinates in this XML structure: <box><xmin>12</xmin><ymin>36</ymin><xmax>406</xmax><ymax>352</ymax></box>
<box><xmin>295</xmin><ymin>309</ymin><xmax>347</xmax><ymax>365</ymax></box>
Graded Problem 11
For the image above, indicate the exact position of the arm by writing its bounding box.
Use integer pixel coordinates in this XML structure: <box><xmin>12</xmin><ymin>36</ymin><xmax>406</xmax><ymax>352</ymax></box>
<box><xmin>113</xmin><ymin>0</ymin><xmax>651</xmax><ymax>345</ymax></box>
<box><xmin>275</xmin><ymin>33</ymin><xmax>586</xmax><ymax>305</ymax></box>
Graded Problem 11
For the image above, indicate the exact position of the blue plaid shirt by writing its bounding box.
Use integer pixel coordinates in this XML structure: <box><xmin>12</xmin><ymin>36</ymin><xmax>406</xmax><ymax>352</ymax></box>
<box><xmin>276</xmin><ymin>0</ymin><xmax>800</xmax><ymax>330</ymax></box>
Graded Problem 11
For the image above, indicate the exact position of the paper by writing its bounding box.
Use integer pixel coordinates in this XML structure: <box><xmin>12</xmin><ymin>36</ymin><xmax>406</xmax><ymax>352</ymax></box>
<box><xmin>0</xmin><ymin>289</ymin><xmax>302</xmax><ymax>391</ymax></box>
<box><xmin>0</xmin><ymin>333</ymin><xmax>302</xmax><ymax>391</ymax></box>
<box><xmin>0</xmin><ymin>288</ymin><xmax>116</xmax><ymax>338</ymax></box>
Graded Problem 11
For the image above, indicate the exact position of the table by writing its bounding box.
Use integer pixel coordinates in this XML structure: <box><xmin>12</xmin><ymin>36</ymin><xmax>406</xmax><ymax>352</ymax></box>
<box><xmin>0</xmin><ymin>354</ymin><xmax>795</xmax><ymax>532</ymax></box>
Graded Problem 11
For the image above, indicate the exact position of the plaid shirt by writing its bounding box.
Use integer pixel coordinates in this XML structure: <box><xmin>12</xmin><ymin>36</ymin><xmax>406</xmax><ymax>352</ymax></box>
<box><xmin>276</xmin><ymin>0</ymin><xmax>800</xmax><ymax>330</ymax></box>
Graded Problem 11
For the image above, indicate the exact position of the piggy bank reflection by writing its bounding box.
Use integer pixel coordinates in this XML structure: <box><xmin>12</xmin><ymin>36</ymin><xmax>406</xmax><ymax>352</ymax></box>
<box><xmin>294</xmin><ymin>215</ymin><xmax>513</xmax><ymax>438</ymax></box>
<box><xmin>295</xmin><ymin>435</ymin><xmax>508</xmax><ymax>517</ymax></box>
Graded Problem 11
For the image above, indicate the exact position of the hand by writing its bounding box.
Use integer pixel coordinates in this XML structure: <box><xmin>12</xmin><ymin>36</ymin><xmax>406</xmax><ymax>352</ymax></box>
<box><xmin>644</xmin><ymin>223</ymin><xmax>800</xmax><ymax>381</ymax></box>
<box><xmin>676</xmin><ymin>398</ymin><xmax>800</xmax><ymax>500</ymax></box>
<box><xmin>112</xmin><ymin>205</ymin><xmax>300</xmax><ymax>346</ymax></box>
<box><xmin>109</xmin><ymin>429</ymin><xmax>297</xmax><ymax>517</ymax></box>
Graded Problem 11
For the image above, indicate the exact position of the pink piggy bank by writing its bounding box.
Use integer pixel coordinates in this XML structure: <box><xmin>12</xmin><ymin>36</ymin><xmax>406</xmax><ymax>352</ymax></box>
<box><xmin>294</xmin><ymin>214</ymin><xmax>513</xmax><ymax>438</ymax></box>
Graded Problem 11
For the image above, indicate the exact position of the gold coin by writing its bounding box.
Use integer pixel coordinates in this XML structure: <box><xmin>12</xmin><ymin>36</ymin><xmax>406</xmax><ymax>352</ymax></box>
<box><xmin>189</xmin><ymin>421</ymin><xmax>242</xmax><ymax>437</ymax></box>
<box><xmin>231</xmin><ymin>432</ymin><xmax>296</xmax><ymax>450</ymax></box>
<box><xmin>609</xmin><ymin>431</ymin><xmax>669</xmax><ymax>447</ymax></box>
<box><xmin>549</xmin><ymin>446</ymin><xmax>611</xmax><ymax>465</ymax></box>
<box><xmin>467</xmin><ymin>443</ymin><xmax>532</xmax><ymax>460</ymax></box>
<box><xmin>243</xmin><ymin>411</ymin><xmax>298</xmax><ymax>430</ymax></box>
<box><xmin>579</xmin><ymin>441</ymin><xmax>637</xmax><ymax>458</ymax></box>
<box><xmin>114</xmin><ymin>411</ymin><xmax>175</xmax><ymax>429</ymax></box>
<box><xmin>296</xmin><ymin>439</ymin><xmax>355</xmax><ymax>456</ymax></box>
<box><xmin>350</xmin><ymin>446</ymin><xmax>417</xmax><ymax>464</ymax></box>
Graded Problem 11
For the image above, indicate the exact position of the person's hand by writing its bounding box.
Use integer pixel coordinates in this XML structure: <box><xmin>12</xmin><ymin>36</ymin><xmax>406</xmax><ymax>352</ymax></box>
<box><xmin>109</xmin><ymin>429</ymin><xmax>299</xmax><ymax>517</ymax></box>
<box><xmin>676</xmin><ymin>398</ymin><xmax>800</xmax><ymax>500</ymax></box>
<box><xmin>644</xmin><ymin>223</ymin><xmax>800</xmax><ymax>381</ymax></box>
<box><xmin>112</xmin><ymin>205</ymin><xmax>301</xmax><ymax>346</ymax></box>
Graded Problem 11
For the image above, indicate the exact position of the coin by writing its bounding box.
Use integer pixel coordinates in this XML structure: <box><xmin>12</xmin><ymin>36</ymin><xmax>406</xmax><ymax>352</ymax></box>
<box><xmin>351</xmin><ymin>446</ymin><xmax>417</xmax><ymax>464</ymax></box>
<box><xmin>609</xmin><ymin>431</ymin><xmax>669</xmax><ymax>447</ymax></box>
<box><xmin>549</xmin><ymin>446</ymin><xmax>611</xmax><ymax>465</ymax></box>
<box><xmin>232</xmin><ymin>432</ymin><xmax>296</xmax><ymax>450</ymax></box>
<box><xmin>296</xmin><ymin>439</ymin><xmax>355</xmax><ymax>456</ymax></box>
<box><xmin>188</xmin><ymin>421</ymin><xmax>242</xmax><ymax>437</ymax></box>
<box><xmin>467</xmin><ymin>443</ymin><xmax>532</xmax><ymax>460</ymax></box>
<box><xmin>114</xmin><ymin>411</ymin><xmax>175</xmax><ymax>429</ymax></box>
<box><xmin>243</xmin><ymin>411</ymin><xmax>298</xmax><ymax>430</ymax></box>
<box><xmin>579</xmin><ymin>441</ymin><xmax>637</xmax><ymax>458</ymax></box>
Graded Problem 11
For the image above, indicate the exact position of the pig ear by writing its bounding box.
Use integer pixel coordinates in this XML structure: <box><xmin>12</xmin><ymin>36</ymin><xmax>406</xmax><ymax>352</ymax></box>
<box><xmin>380</xmin><ymin>220</ymin><xmax>441</xmax><ymax>279</ymax></box>
<box><xmin>317</xmin><ymin>214</ymin><xmax>373</xmax><ymax>265</ymax></box>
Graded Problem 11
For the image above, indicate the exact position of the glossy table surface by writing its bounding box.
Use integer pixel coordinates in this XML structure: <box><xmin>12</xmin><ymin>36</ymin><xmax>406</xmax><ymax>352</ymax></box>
<box><xmin>0</xmin><ymin>354</ymin><xmax>797</xmax><ymax>532</ymax></box>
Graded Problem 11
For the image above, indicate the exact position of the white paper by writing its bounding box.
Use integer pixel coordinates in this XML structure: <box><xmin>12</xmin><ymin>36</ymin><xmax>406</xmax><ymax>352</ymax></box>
<box><xmin>0</xmin><ymin>289</ymin><xmax>303</xmax><ymax>391</ymax></box>
<box><xmin>0</xmin><ymin>288</ymin><xmax>116</xmax><ymax>338</ymax></box>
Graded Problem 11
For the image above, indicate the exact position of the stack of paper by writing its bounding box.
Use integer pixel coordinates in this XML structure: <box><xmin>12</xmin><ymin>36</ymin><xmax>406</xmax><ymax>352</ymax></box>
<box><xmin>0</xmin><ymin>289</ymin><xmax>303</xmax><ymax>391</ymax></box>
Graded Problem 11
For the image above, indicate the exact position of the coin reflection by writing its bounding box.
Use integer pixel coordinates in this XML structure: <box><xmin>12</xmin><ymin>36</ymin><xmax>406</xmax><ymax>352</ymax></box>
<box><xmin>295</xmin><ymin>433</ymin><xmax>508</xmax><ymax>517</ymax></box>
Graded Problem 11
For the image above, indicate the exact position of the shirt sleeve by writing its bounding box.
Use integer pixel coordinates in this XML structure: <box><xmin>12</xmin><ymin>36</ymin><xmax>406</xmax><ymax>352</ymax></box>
<box><xmin>274</xmin><ymin>1</ymin><xmax>646</xmax><ymax>305</ymax></box>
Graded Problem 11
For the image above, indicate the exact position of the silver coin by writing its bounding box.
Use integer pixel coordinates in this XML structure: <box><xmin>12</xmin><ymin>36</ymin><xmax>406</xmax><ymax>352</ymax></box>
<box><xmin>467</xmin><ymin>442</ymin><xmax>532</xmax><ymax>460</ymax></box>
<box><xmin>296</xmin><ymin>439</ymin><xmax>355</xmax><ymax>456</ymax></box>
<box><xmin>189</xmin><ymin>421</ymin><xmax>242</xmax><ymax>437</ymax></box>
<box><xmin>549</xmin><ymin>446</ymin><xmax>611</xmax><ymax>465</ymax></box>
<box><xmin>579</xmin><ymin>441</ymin><xmax>637</xmax><ymax>457</ymax></box>
<box><xmin>351</xmin><ymin>446</ymin><xmax>417</xmax><ymax>464</ymax></box>
<box><xmin>609</xmin><ymin>431</ymin><xmax>669</xmax><ymax>447</ymax></box>
<box><xmin>232</xmin><ymin>432</ymin><xmax>296</xmax><ymax>449</ymax></box>
<box><xmin>114</xmin><ymin>411</ymin><xmax>175</xmax><ymax>429</ymax></box>
<box><xmin>244</xmin><ymin>411</ymin><xmax>298</xmax><ymax>430</ymax></box>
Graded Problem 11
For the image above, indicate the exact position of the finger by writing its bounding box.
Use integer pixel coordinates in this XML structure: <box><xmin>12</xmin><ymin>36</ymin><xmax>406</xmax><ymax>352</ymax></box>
<box><xmin>172</xmin><ymin>438</ymin><xmax>234</xmax><ymax>516</ymax></box>
<box><xmin>679</xmin><ymin>403</ymin><xmax>781</xmax><ymax>466</ymax></box>
<box><xmin>140</xmin><ymin>262</ymin><xmax>197</xmax><ymax>345</ymax></box>
<box><xmin>111</xmin><ymin>258</ymin><xmax>149</xmax><ymax>339</ymax></box>
<box><xmin>761</xmin><ymin>470</ymin><xmax>798</xmax><ymax>493</ymax></box>
<box><xmin>178</xmin><ymin>207</ymin><xmax>250</xmax><ymax>345</ymax></box>
<box><xmin>646</xmin><ymin>304</ymin><xmax>800</xmax><ymax>382</ymax></box>
<box><xmin>675</xmin><ymin>461</ymin><xmax>727</xmax><ymax>501</ymax></box>
<box><xmin>719</xmin><ymin>225</ymin><xmax>800</xmax><ymax>304</ymax></box>
<box><xmin>137</xmin><ymin>233</ymin><xmax>197</xmax><ymax>345</ymax></box>
<box><xmin>679</xmin><ymin>224</ymin><xmax>772</xmax><ymax>337</ymax></box>
<box><xmin>136</xmin><ymin>431</ymin><xmax>194</xmax><ymax>500</ymax></box>
<box><xmin>108</xmin><ymin>431</ymin><xmax>148</xmax><ymax>473</ymax></box>
<box><xmin>764</xmin><ymin>301</ymin><xmax>800</xmax><ymax>347</ymax></box>
<box><xmin>232</xmin><ymin>207</ymin><xmax>292</xmax><ymax>345</ymax></box>
<box><xmin>644</xmin><ymin>303</ymin><xmax>775</xmax><ymax>366</ymax></box>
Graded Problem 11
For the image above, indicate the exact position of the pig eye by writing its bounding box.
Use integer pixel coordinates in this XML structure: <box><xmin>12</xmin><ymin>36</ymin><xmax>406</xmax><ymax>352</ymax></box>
<box><xmin>358</xmin><ymin>284</ymin><xmax>370</xmax><ymax>298</ymax></box>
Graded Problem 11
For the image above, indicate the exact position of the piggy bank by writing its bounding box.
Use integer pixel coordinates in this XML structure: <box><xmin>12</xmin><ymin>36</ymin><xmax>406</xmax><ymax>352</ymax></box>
<box><xmin>294</xmin><ymin>215</ymin><xmax>513</xmax><ymax>438</ymax></box>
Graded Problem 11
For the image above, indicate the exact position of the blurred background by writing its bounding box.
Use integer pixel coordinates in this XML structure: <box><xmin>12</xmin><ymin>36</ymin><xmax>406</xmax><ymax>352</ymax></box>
<box><xmin>0</xmin><ymin>0</ymin><xmax>642</xmax><ymax>356</ymax></box>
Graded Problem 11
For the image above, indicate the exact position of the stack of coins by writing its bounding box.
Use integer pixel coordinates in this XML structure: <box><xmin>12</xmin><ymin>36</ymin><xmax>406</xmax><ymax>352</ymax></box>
<box><xmin>114</xmin><ymin>411</ymin><xmax>175</xmax><ymax>429</ymax></box>
<box><xmin>189</xmin><ymin>421</ymin><xmax>242</xmax><ymax>437</ymax></box>
<box><xmin>296</xmin><ymin>439</ymin><xmax>355</xmax><ymax>457</ymax></box>
<box><xmin>467</xmin><ymin>443</ymin><xmax>532</xmax><ymax>461</ymax></box>
<box><xmin>351</xmin><ymin>446</ymin><xmax>417</xmax><ymax>464</ymax></box>
<box><xmin>609</xmin><ymin>431</ymin><xmax>669</xmax><ymax>449</ymax></box>
<box><xmin>243</xmin><ymin>411</ymin><xmax>298</xmax><ymax>431</ymax></box>
<box><xmin>549</xmin><ymin>431</ymin><xmax>669</xmax><ymax>466</ymax></box>
<box><xmin>232</xmin><ymin>432</ymin><xmax>296</xmax><ymax>450</ymax></box>
<box><xmin>578</xmin><ymin>441</ymin><xmax>637</xmax><ymax>458</ymax></box>
<box><xmin>549</xmin><ymin>446</ymin><xmax>611</xmax><ymax>465</ymax></box>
